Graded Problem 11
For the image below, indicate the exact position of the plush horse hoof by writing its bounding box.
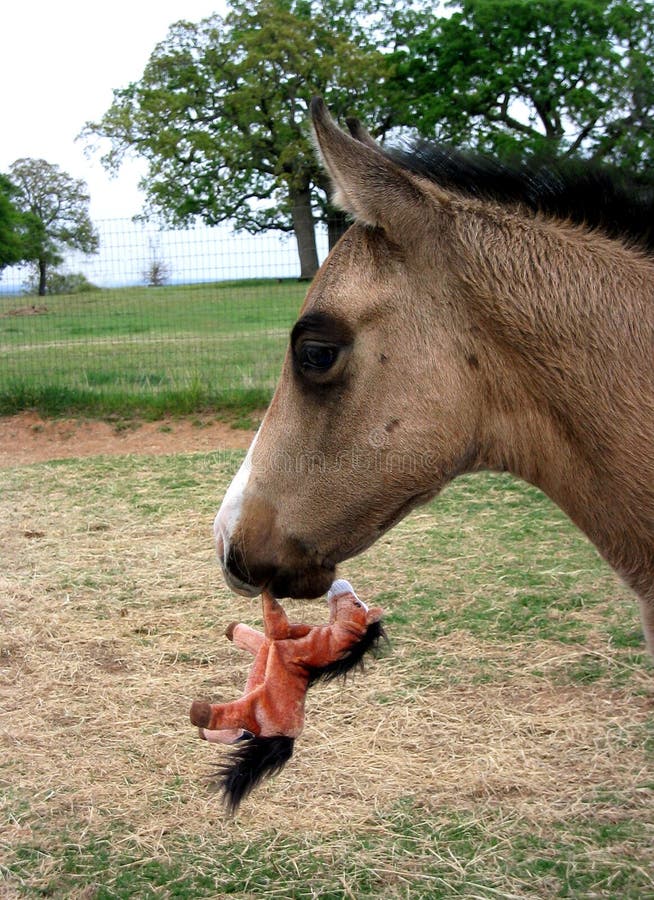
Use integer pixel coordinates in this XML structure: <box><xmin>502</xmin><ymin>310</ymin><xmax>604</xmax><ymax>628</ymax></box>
<box><xmin>224</xmin><ymin>622</ymin><xmax>238</xmax><ymax>641</ymax></box>
<box><xmin>200</xmin><ymin>727</ymin><xmax>252</xmax><ymax>744</ymax></box>
<box><xmin>190</xmin><ymin>700</ymin><xmax>211</xmax><ymax>728</ymax></box>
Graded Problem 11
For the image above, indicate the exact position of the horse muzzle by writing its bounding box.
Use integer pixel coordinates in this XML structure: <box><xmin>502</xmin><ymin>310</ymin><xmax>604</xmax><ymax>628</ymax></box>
<box><xmin>214</xmin><ymin>519</ymin><xmax>262</xmax><ymax>597</ymax></box>
<box><xmin>221</xmin><ymin>541</ymin><xmax>335</xmax><ymax>599</ymax></box>
<box><xmin>215</xmin><ymin>501</ymin><xmax>335</xmax><ymax>600</ymax></box>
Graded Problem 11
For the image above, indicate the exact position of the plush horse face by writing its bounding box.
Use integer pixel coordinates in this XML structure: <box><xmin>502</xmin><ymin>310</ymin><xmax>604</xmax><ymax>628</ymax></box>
<box><xmin>327</xmin><ymin>579</ymin><xmax>383</xmax><ymax>633</ymax></box>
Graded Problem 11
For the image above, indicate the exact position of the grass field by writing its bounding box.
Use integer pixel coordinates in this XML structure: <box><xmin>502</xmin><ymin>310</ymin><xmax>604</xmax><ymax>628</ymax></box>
<box><xmin>1</xmin><ymin>450</ymin><xmax>652</xmax><ymax>897</ymax></box>
<box><xmin>0</xmin><ymin>280</ymin><xmax>306</xmax><ymax>417</ymax></box>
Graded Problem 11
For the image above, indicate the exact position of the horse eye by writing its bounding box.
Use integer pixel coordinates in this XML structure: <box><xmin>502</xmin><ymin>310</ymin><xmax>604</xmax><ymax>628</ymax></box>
<box><xmin>298</xmin><ymin>342</ymin><xmax>339</xmax><ymax>373</ymax></box>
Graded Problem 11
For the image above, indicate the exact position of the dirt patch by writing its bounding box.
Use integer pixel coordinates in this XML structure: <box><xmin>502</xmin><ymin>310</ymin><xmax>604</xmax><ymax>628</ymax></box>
<box><xmin>0</xmin><ymin>412</ymin><xmax>259</xmax><ymax>467</ymax></box>
<box><xmin>0</xmin><ymin>303</ymin><xmax>48</xmax><ymax>317</ymax></box>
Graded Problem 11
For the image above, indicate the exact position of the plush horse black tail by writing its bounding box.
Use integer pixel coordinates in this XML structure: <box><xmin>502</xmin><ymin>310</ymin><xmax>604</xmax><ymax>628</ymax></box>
<box><xmin>214</xmin><ymin>735</ymin><xmax>295</xmax><ymax>814</ymax></box>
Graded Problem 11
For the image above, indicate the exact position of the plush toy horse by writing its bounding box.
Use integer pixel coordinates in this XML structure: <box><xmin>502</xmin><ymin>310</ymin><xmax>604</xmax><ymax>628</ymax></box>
<box><xmin>190</xmin><ymin>579</ymin><xmax>384</xmax><ymax>811</ymax></box>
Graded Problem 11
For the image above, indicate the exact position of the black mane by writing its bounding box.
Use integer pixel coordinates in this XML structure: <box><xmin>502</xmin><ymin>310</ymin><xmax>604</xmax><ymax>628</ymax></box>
<box><xmin>387</xmin><ymin>141</ymin><xmax>654</xmax><ymax>252</ymax></box>
<box><xmin>306</xmin><ymin>619</ymin><xmax>387</xmax><ymax>687</ymax></box>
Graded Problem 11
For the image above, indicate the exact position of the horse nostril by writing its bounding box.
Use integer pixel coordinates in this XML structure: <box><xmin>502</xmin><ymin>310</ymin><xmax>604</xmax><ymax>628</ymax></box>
<box><xmin>225</xmin><ymin>544</ymin><xmax>255</xmax><ymax>588</ymax></box>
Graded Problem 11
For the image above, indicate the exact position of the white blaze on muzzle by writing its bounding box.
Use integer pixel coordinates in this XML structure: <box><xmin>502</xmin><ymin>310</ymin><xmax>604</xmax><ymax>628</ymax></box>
<box><xmin>213</xmin><ymin>428</ymin><xmax>259</xmax><ymax>567</ymax></box>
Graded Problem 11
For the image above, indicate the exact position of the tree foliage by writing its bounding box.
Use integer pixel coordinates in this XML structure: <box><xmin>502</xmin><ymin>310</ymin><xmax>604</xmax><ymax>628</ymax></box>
<box><xmin>9</xmin><ymin>159</ymin><xmax>99</xmax><ymax>296</ymax></box>
<box><xmin>83</xmin><ymin>0</ymin><xmax>654</xmax><ymax>278</ymax></box>
<box><xmin>0</xmin><ymin>175</ymin><xmax>36</xmax><ymax>271</ymax></box>
<box><xmin>390</xmin><ymin>0</ymin><xmax>654</xmax><ymax>171</ymax></box>
<box><xmin>83</xmin><ymin>0</ymin><xmax>394</xmax><ymax>277</ymax></box>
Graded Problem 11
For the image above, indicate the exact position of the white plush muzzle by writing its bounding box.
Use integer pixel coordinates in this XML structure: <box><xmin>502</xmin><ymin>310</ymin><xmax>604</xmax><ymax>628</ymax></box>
<box><xmin>327</xmin><ymin>578</ymin><xmax>368</xmax><ymax>611</ymax></box>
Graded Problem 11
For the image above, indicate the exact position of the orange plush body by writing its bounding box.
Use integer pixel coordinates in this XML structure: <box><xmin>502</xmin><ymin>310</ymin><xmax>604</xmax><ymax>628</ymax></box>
<box><xmin>190</xmin><ymin>579</ymin><xmax>384</xmax><ymax>809</ymax></box>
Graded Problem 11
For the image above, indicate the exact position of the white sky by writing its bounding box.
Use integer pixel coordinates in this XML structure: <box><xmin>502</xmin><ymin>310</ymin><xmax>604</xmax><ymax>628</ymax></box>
<box><xmin>1</xmin><ymin>0</ymin><xmax>226</xmax><ymax>221</ymax></box>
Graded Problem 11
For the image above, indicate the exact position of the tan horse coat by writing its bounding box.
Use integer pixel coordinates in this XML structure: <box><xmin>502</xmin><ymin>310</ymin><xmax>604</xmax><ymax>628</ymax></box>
<box><xmin>214</xmin><ymin>100</ymin><xmax>654</xmax><ymax>659</ymax></box>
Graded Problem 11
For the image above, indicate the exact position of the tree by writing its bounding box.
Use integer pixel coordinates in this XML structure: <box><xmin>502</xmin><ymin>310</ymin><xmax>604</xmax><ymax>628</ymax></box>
<box><xmin>82</xmin><ymin>0</ymin><xmax>394</xmax><ymax>279</ymax></box>
<box><xmin>0</xmin><ymin>175</ymin><xmax>35</xmax><ymax>271</ymax></box>
<box><xmin>143</xmin><ymin>238</ymin><xmax>172</xmax><ymax>286</ymax></box>
<box><xmin>9</xmin><ymin>159</ymin><xmax>99</xmax><ymax>296</ymax></box>
<box><xmin>389</xmin><ymin>0</ymin><xmax>654</xmax><ymax>172</ymax></box>
<box><xmin>22</xmin><ymin>269</ymin><xmax>99</xmax><ymax>296</ymax></box>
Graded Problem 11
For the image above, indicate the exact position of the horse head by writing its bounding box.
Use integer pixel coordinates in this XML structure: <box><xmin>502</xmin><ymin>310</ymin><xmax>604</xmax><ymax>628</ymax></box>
<box><xmin>215</xmin><ymin>99</ymin><xmax>481</xmax><ymax>598</ymax></box>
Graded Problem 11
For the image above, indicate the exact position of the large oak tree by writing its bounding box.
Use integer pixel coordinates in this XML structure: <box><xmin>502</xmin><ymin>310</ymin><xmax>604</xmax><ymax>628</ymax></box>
<box><xmin>83</xmin><ymin>0</ymin><xmax>393</xmax><ymax>279</ymax></box>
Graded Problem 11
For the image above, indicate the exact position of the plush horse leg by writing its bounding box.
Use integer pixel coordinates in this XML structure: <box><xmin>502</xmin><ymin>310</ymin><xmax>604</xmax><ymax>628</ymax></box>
<box><xmin>261</xmin><ymin>592</ymin><xmax>313</xmax><ymax>642</ymax></box>
<box><xmin>200</xmin><ymin>726</ymin><xmax>244</xmax><ymax>744</ymax></box>
<box><xmin>262</xmin><ymin>591</ymin><xmax>294</xmax><ymax>639</ymax></box>
<box><xmin>224</xmin><ymin>622</ymin><xmax>268</xmax><ymax>692</ymax></box>
<box><xmin>638</xmin><ymin>598</ymin><xmax>654</xmax><ymax>660</ymax></box>
<box><xmin>197</xmin><ymin>627</ymin><xmax>268</xmax><ymax>743</ymax></box>
<box><xmin>226</xmin><ymin>615</ymin><xmax>310</xmax><ymax>657</ymax></box>
<box><xmin>191</xmin><ymin>688</ymin><xmax>264</xmax><ymax>738</ymax></box>
<box><xmin>226</xmin><ymin>622</ymin><xmax>265</xmax><ymax>655</ymax></box>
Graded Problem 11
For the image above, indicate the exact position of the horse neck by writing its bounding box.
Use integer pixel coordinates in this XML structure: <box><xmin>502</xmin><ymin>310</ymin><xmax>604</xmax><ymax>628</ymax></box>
<box><xmin>453</xmin><ymin>207</ymin><xmax>653</xmax><ymax>458</ymax></box>
<box><xmin>328</xmin><ymin>619</ymin><xmax>366</xmax><ymax>643</ymax></box>
<box><xmin>455</xmin><ymin>207</ymin><xmax>653</xmax><ymax>372</ymax></box>
<box><xmin>451</xmin><ymin>211</ymin><xmax>654</xmax><ymax>592</ymax></box>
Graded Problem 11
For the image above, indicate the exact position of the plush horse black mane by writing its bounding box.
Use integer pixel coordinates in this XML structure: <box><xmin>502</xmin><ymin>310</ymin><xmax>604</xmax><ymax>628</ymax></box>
<box><xmin>386</xmin><ymin>140</ymin><xmax>654</xmax><ymax>253</ymax></box>
<box><xmin>307</xmin><ymin>618</ymin><xmax>386</xmax><ymax>686</ymax></box>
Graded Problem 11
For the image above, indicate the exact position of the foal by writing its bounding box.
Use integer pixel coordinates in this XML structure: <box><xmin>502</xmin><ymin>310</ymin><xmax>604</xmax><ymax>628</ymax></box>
<box><xmin>214</xmin><ymin>99</ymin><xmax>654</xmax><ymax>659</ymax></box>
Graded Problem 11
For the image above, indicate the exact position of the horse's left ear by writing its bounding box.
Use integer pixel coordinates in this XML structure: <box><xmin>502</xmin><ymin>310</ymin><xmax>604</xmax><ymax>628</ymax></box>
<box><xmin>311</xmin><ymin>97</ymin><xmax>435</xmax><ymax>241</ymax></box>
<box><xmin>366</xmin><ymin>606</ymin><xmax>383</xmax><ymax>625</ymax></box>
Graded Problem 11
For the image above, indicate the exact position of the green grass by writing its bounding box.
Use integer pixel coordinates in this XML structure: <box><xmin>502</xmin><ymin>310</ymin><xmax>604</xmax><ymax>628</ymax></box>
<box><xmin>1</xmin><ymin>458</ymin><xmax>652</xmax><ymax>897</ymax></box>
<box><xmin>6</xmin><ymin>812</ymin><xmax>653</xmax><ymax>898</ymax></box>
<box><xmin>0</xmin><ymin>279</ymin><xmax>305</xmax><ymax>416</ymax></box>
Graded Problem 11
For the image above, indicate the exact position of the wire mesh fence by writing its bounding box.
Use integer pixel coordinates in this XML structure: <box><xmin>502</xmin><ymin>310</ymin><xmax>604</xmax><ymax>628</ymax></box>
<box><xmin>0</xmin><ymin>219</ymin><xmax>328</xmax><ymax>416</ymax></box>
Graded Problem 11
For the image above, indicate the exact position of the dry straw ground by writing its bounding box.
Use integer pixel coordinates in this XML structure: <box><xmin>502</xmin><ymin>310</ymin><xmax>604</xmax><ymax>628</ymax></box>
<box><xmin>1</xmin><ymin>418</ymin><xmax>652</xmax><ymax>897</ymax></box>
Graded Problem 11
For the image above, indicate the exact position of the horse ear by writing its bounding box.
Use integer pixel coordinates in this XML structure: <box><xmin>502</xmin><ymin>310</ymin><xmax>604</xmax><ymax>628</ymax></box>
<box><xmin>344</xmin><ymin>116</ymin><xmax>379</xmax><ymax>151</ymax></box>
<box><xmin>366</xmin><ymin>606</ymin><xmax>383</xmax><ymax>625</ymax></box>
<box><xmin>311</xmin><ymin>97</ymin><xmax>432</xmax><ymax>239</ymax></box>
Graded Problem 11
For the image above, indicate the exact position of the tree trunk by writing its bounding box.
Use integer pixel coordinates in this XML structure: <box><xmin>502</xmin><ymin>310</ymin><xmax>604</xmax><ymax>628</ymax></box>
<box><xmin>290</xmin><ymin>188</ymin><xmax>319</xmax><ymax>280</ymax></box>
<box><xmin>38</xmin><ymin>258</ymin><xmax>47</xmax><ymax>296</ymax></box>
